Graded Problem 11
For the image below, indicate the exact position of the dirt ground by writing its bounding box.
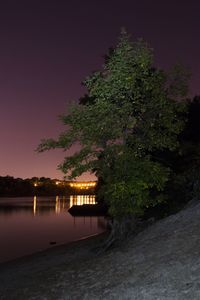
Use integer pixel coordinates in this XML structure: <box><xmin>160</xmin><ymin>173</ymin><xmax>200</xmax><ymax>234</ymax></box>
<box><xmin>0</xmin><ymin>200</ymin><xmax>200</xmax><ymax>300</ymax></box>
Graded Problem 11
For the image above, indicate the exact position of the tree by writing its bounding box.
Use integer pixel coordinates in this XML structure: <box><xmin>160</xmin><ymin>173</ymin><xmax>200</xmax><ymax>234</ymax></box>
<box><xmin>38</xmin><ymin>31</ymin><xmax>188</xmax><ymax>243</ymax></box>
<box><xmin>170</xmin><ymin>96</ymin><xmax>200</xmax><ymax>207</ymax></box>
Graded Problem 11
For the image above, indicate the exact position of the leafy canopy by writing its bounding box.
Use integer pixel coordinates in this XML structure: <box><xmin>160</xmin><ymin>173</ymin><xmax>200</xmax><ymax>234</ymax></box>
<box><xmin>38</xmin><ymin>31</ymin><xmax>188</xmax><ymax>219</ymax></box>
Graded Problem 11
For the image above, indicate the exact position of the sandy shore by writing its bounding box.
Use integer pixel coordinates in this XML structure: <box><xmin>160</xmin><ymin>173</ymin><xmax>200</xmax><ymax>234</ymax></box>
<box><xmin>0</xmin><ymin>232</ymin><xmax>108</xmax><ymax>299</ymax></box>
<box><xmin>0</xmin><ymin>200</ymin><xmax>200</xmax><ymax>299</ymax></box>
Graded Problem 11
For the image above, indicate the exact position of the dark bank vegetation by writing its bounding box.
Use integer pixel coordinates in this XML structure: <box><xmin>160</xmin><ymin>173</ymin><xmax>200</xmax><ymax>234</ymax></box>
<box><xmin>38</xmin><ymin>30</ymin><xmax>200</xmax><ymax>248</ymax></box>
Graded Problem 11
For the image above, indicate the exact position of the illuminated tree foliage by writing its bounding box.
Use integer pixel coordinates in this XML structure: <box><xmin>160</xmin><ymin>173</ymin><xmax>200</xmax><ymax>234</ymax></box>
<box><xmin>38</xmin><ymin>31</ymin><xmax>188</xmax><ymax>228</ymax></box>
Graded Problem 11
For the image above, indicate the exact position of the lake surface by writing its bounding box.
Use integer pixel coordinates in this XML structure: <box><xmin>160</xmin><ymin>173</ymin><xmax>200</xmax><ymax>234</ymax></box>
<box><xmin>0</xmin><ymin>195</ymin><xmax>106</xmax><ymax>263</ymax></box>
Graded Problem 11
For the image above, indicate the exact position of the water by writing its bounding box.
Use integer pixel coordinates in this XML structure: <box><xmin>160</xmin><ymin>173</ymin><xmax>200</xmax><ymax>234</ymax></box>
<box><xmin>0</xmin><ymin>195</ymin><xmax>106</xmax><ymax>263</ymax></box>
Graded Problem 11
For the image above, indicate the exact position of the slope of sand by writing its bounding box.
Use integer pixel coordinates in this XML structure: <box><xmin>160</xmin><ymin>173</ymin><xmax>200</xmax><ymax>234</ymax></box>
<box><xmin>0</xmin><ymin>200</ymin><xmax>200</xmax><ymax>300</ymax></box>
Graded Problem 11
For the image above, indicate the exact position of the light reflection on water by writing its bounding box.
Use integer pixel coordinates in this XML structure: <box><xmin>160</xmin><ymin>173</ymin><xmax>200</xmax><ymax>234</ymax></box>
<box><xmin>0</xmin><ymin>196</ymin><xmax>106</xmax><ymax>263</ymax></box>
<box><xmin>70</xmin><ymin>195</ymin><xmax>96</xmax><ymax>207</ymax></box>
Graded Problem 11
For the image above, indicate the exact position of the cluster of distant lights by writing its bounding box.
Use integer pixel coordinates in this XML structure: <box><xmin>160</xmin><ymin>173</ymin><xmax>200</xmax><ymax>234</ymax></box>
<box><xmin>69</xmin><ymin>182</ymin><xmax>96</xmax><ymax>189</ymax></box>
<box><xmin>34</xmin><ymin>181</ymin><xmax>96</xmax><ymax>189</ymax></box>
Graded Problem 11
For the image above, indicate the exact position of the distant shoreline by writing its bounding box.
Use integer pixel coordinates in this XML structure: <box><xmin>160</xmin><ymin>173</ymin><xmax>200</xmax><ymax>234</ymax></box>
<box><xmin>0</xmin><ymin>176</ymin><xmax>97</xmax><ymax>198</ymax></box>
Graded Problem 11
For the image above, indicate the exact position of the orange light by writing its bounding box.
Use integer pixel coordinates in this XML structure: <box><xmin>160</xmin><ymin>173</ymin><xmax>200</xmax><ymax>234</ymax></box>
<box><xmin>69</xmin><ymin>181</ymin><xmax>96</xmax><ymax>189</ymax></box>
<box><xmin>33</xmin><ymin>196</ymin><xmax>37</xmax><ymax>215</ymax></box>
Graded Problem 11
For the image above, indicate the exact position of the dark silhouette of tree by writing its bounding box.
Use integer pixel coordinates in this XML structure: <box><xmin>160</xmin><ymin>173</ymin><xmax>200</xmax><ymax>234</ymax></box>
<box><xmin>173</xmin><ymin>96</ymin><xmax>200</xmax><ymax>204</ymax></box>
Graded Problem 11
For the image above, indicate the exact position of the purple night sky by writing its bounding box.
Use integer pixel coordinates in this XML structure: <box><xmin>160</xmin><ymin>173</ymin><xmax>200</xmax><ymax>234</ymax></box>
<box><xmin>0</xmin><ymin>0</ymin><xmax>199</xmax><ymax>180</ymax></box>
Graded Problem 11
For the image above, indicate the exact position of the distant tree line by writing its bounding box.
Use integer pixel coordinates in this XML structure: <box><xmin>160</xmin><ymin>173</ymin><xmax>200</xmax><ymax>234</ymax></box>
<box><xmin>0</xmin><ymin>176</ymin><xmax>85</xmax><ymax>197</ymax></box>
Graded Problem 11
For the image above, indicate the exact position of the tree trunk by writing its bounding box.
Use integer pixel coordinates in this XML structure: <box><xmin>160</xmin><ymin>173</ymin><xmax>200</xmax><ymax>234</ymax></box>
<box><xmin>96</xmin><ymin>215</ymin><xmax>138</xmax><ymax>254</ymax></box>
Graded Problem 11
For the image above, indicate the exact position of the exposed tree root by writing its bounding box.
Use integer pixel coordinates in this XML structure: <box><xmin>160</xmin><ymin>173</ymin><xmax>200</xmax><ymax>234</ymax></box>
<box><xmin>95</xmin><ymin>216</ymin><xmax>141</xmax><ymax>255</ymax></box>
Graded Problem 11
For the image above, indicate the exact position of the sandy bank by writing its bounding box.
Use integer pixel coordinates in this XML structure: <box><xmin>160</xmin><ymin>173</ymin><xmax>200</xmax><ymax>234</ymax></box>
<box><xmin>0</xmin><ymin>200</ymin><xmax>200</xmax><ymax>299</ymax></box>
<box><xmin>0</xmin><ymin>232</ymin><xmax>108</xmax><ymax>299</ymax></box>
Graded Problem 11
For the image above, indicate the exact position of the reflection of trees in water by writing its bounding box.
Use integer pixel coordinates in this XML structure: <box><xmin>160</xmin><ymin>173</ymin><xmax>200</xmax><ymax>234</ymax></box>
<box><xmin>0</xmin><ymin>205</ymin><xmax>56</xmax><ymax>215</ymax></box>
<box><xmin>31</xmin><ymin>196</ymin><xmax>71</xmax><ymax>215</ymax></box>
<box><xmin>72</xmin><ymin>216</ymin><xmax>106</xmax><ymax>229</ymax></box>
<box><xmin>0</xmin><ymin>195</ymin><xmax>97</xmax><ymax>216</ymax></box>
<box><xmin>0</xmin><ymin>197</ymin><xmax>109</xmax><ymax>237</ymax></box>
<box><xmin>0</xmin><ymin>206</ymin><xmax>34</xmax><ymax>215</ymax></box>
<box><xmin>0</xmin><ymin>196</ymin><xmax>69</xmax><ymax>216</ymax></box>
